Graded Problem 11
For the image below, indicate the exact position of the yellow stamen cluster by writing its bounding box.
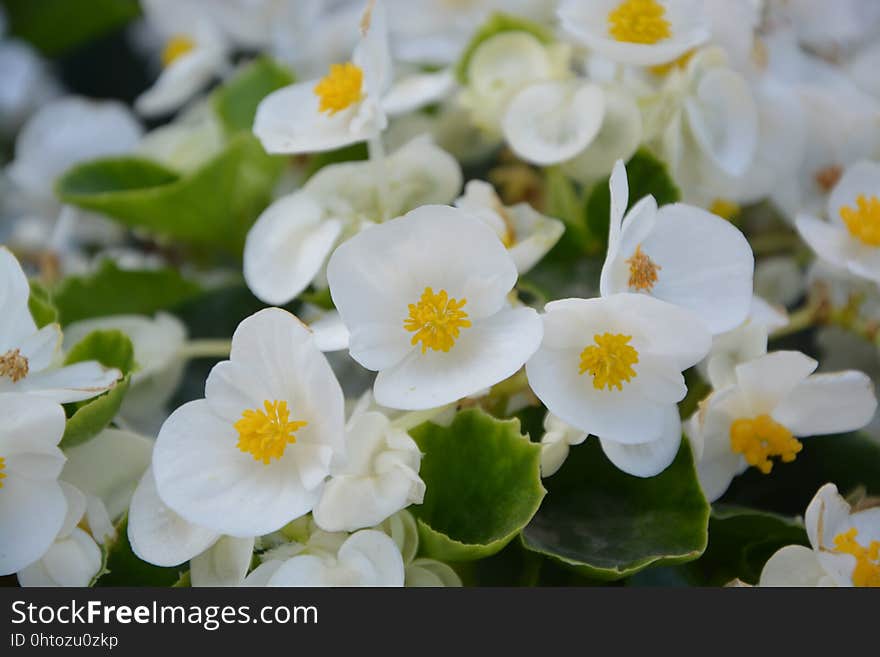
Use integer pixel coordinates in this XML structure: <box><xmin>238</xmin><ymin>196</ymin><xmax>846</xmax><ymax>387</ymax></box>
<box><xmin>0</xmin><ymin>348</ymin><xmax>28</xmax><ymax>383</ymax></box>
<box><xmin>234</xmin><ymin>400</ymin><xmax>308</xmax><ymax>465</ymax></box>
<box><xmin>0</xmin><ymin>456</ymin><xmax>6</xmax><ymax>489</ymax></box>
<box><xmin>709</xmin><ymin>198</ymin><xmax>741</xmax><ymax>221</ymax></box>
<box><xmin>314</xmin><ymin>62</ymin><xmax>364</xmax><ymax>115</ymax></box>
<box><xmin>161</xmin><ymin>35</ymin><xmax>195</xmax><ymax>68</ymax></box>
<box><xmin>579</xmin><ymin>333</ymin><xmax>639</xmax><ymax>391</ymax></box>
<box><xmin>626</xmin><ymin>245</ymin><xmax>661</xmax><ymax>291</ymax></box>
<box><xmin>840</xmin><ymin>194</ymin><xmax>880</xmax><ymax>247</ymax></box>
<box><xmin>729</xmin><ymin>414</ymin><xmax>802</xmax><ymax>474</ymax></box>
<box><xmin>833</xmin><ymin>527</ymin><xmax>880</xmax><ymax>587</ymax></box>
<box><xmin>608</xmin><ymin>0</ymin><xmax>671</xmax><ymax>45</ymax></box>
<box><xmin>404</xmin><ymin>287</ymin><xmax>471</xmax><ymax>353</ymax></box>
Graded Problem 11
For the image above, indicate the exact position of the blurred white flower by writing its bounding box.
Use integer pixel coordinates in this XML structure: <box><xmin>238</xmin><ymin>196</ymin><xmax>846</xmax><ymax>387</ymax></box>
<box><xmin>538</xmin><ymin>412</ymin><xmax>588</xmax><ymax>477</ymax></box>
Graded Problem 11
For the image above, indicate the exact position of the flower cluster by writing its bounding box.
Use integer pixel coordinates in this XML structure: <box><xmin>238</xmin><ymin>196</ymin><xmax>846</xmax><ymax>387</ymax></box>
<box><xmin>2</xmin><ymin>0</ymin><xmax>880</xmax><ymax>588</ymax></box>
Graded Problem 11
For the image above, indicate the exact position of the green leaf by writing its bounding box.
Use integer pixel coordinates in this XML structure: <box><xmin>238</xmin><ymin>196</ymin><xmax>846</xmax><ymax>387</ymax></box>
<box><xmin>522</xmin><ymin>438</ymin><xmax>709</xmax><ymax>580</ymax></box>
<box><xmin>28</xmin><ymin>279</ymin><xmax>58</xmax><ymax>328</ymax></box>
<box><xmin>60</xmin><ymin>329</ymin><xmax>134</xmax><ymax>448</ymax></box>
<box><xmin>684</xmin><ymin>506</ymin><xmax>808</xmax><ymax>586</ymax></box>
<box><xmin>544</xmin><ymin>166</ymin><xmax>586</xmax><ymax>250</ymax></box>
<box><xmin>455</xmin><ymin>12</ymin><xmax>554</xmax><ymax>84</ymax></box>
<box><xmin>1</xmin><ymin>0</ymin><xmax>140</xmax><ymax>56</ymax></box>
<box><xmin>56</xmin><ymin>133</ymin><xmax>284</xmax><ymax>253</ymax></box>
<box><xmin>409</xmin><ymin>409</ymin><xmax>545</xmax><ymax>562</ymax></box>
<box><xmin>96</xmin><ymin>514</ymin><xmax>183</xmax><ymax>587</ymax></box>
<box><xmin>52</xmin><ymin>260</ymin><xmax>202</xmax><ymax>325</ymax></box>
<box><xmin>212</xmin><ymin>56</ymin><xmax>295</xmax><ymax>135</ymax></box>
<box><xmin>584</xmin><ymin>149</ymin><xmax>680</xmax><ymax>252</ymax></box>
<box><xmin>722</xmin><ymin>432</ymin><xmax>880</xmax><ymax>516</ymax></box>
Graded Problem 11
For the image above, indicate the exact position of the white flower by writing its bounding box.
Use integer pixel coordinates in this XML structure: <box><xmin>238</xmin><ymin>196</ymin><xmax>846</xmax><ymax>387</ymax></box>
<box><xmin>687</xmin><ymin>351</ymin><xmax>877</xmax><ymax>502</ymax></box>
<box><xmin>136</xmin><ymin>101</ymin><xmax>225</xmax><ymax>174</ymax></box>
<box><xmin>759</xmin><ymin>483</ymin><xmax>880</xmax><ymax>587</ymax></box>
<box><xmin>152</xmin><ymin>308</ymin><xmax>346</xmax><ymax>537</ymax></box>
<box><xmin>539</xmin><ymin>412</ymin><xmax>588</xmax><ymax>477</ymax></box>
<box><xmin>796</xmin><ymin>160</ymin><xmax>880</xmax><ymax>285</ymax></box>
<box><xmin>600</xmin><ymin>161</ymin><xmax>754</xmax><ymax>334</ymax></box>
<box><xmin>458</xmin><ymin>30</ymin><xmax>571</xmax><ymax>136</ymax></box>
<box><xmin>246</xmin><ymin>529</ymin><xmax>404</xmax><ymax>586</ymax></box>
<box><xmin>254</xmin><ymin>0</ymin><xmax>391</xmax><ymax>154</ymax></box>
<box><xmin>313</xmin><ymin>407</ymin><xmax>424</xmax><ymax>532</ymax></box>
<box><xmin>0</xmin><ymin>36</ymin><xmax>59</xmax><ymax>136</ymax></box>
<box><xmin>63</xmin><ymin>313</ymin><xmax>187</xmax><ymax>435</ymax></box>
<box><xmin>244</xmin><ymin>135</ymin><xmax>461</xmax><ymax>306</ymax></box>
<box><xmin>135</xmin><ymin>0</ymin><xmax>230</xmax><ymax>117</ymax></box>
<box><xmin>327</xmin><ymin>205</ymin><xmax>544</xmax><ymax>410</ymax></box>
<box><xmin>17</xmin><ymin>482</ymin><xmax>112</xmax><ymax>587</ymax></box>
<box><xmin>501</xmin><ymin>79</ymin><xmax>605</xmax><ymax>166</ymax></box>
<box><xmin>0</xmin><ymin>248</ymin><xmax>121</xmax><ymax>403</ymax></box>
<box><xmin>0</xmin><ymin>393</ymin><xmax>67</xmax><ymax>575</ymax></box>
<box><xmin>454</xmin><ymin>179</ymin><xmax>564</xmax><ymax>274</ymax></box>
<box><xmin>558</xmin><ymin>0</ymin><xmax>710</xmax><ymax>67</ymax></box>
<box><xmin>526</xmin><ymin>294</ymin><xmax>711</xmax><ymax>477</ymax></box>
<box><xmin>376</xmin><ymin>509</ymin><xmax>461</xmax><ymax>587</ymax></box>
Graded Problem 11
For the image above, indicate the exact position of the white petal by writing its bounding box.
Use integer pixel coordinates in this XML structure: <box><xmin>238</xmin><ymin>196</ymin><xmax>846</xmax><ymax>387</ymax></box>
<box><xmin>16</xmin><ymin>361</ymin><xmax>121</xmax><ymax>404</ymax></box>
<box><xmin>0</xmin><ymin>474</ymin><xmax>66</xmax><ymax>575</ymax></box>
<box><xmin>804</xmin><ymin>483</ymin><xmax>852</xmax><ymax>551</ymax></box>
<box><xmin>0</xmin><ymin>247</ymin><xmax>36</xmax><ymax>348</ymax></box>
<box><xmin>599</xmin><ymin>405</ymin><xmax>682</xmax><ymax>477</ymax></box>
<box><xmin>190</xmin><ymin>535</ymin><xmax>255</xmax><ymax>587</ymax></box>
<box><xmin>406</xmin><ymin>558</ymin><xmax>462</xmax><ymax>587</ymax></box>
<box><xmin>758</xmin><ymin>545</ymin><xmax>828</xmax><ymax>587</ymax></box>
<box><xmin>827</xmin><ymin>160</ymin><xmax>880</xmax><ymax>225</ymax></box>
<box><xmin>17</xmin><ymin>528</ymin><xmax>101</xmax><ymax>587</ymax></box>
<box><xmin>135</xmin><ymin>48</ymin><xmax>225</xmax><ymax>117</ymax></box>
<box><xmin>244</xmin><ymin>191</ymin><xmax>342</xmax><ymax>305</ymax></box>
<box><xmin>382</xmin><ymin>69</ymin><xmax>455</xmax><ymax>116</ymax></box>
<box><xmin>374</xmin><ymin>307</ymin><xmax>543</xmax><ymax>410</ymax></box>
<box><xmin>796</xmin><ymin>214</ymin><xmax>861</xmax><ymax>272</ymax></box>
<box><xmin>733</xmin><ymin>351</ymin><xmax>817</xmax><ymax>415</ymax></box>
<box><xmin>772</xmin><ymin>371</ymin><xmax>877</xmax><ymax>437</ymax></box>
<box><xmin>58</xmin><ymin>481</ymin><xmax>87</xmax><ymax>539</ymax></box>
<box><xmin>336</xmin><ymin>529</ymin><xmax>405</xmax><ymax>586</ymax></box>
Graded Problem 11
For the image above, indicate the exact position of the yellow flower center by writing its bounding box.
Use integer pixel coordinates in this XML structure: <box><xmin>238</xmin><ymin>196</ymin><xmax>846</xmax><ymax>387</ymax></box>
<box><xmin>161</xmin><ymin>35</ymin><xmax>195</xmax><ymax>67</ymax></box>
<box><xmin>833</xmin><ymin>527</ymin><xmax>880</xmax><ymax>587</ymax></box>
<box><xmin>729</xmin><ymin>414</ymin><xmax>802</xmax><ymax>474</ymax></box>
<box><xmin>579</xmin><ymin>333</ymin><xmax>639</xmax><ymax>391</ymax></box>
<box><xmin>840</xmin><ymin>194</ymin><xmax>880</xmax><ymax>247</ymax></box>
<box><xmin>626</xmin><ymin>245</ymin><xmax>661</xmax><ymax>292</ymax></box>
<box><xmin>0</xmin><ymin>456</ymin><xmax>6</xmax><ymax>489</ymax></box>
<box><xmin>234</xmin><ymin>400</ymin><xmax>308</xmax><ymax>465</ymax></box>
<box><xmin>314</xmin><ymin>62</ymin><xmax>364</xmax><ymax>115</ymax></box>
<box><xmin>608</xmin><ymin>0</ymin><xmax>672</xmax><ymax>45</ymax></box>
<box><xmin>0</xmin><ymin>348</ymin><xmax>28</xmax><ymax>383</ymax></box>
<box><xmin>709</xmin><ymin>198</ymin><xmax>741</xmax><ymax>221</ymax></box>
<box><xmin>404</xmin><ymin>287</ymin><xmax>471</xmax><ymax>353</ymax></box>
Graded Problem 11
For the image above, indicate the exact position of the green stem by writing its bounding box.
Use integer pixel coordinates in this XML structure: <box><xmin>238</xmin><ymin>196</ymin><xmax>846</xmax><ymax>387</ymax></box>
<box><xmin>179</xmin><ymin>338</ymin><xmax>232</xmax><ymax>360</ymax></box>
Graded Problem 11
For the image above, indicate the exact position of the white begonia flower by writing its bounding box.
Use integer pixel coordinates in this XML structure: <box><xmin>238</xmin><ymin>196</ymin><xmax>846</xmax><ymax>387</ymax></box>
<box><xmin>501</xmin><ymin>79</ymin><xmax>605</xmax><ymax>166</ymax></box>
<box><xmin>244</xmin><ymin>135</ymin><xmax>461</xmax><ymax>307</ymax></box>
<box><xmin>327</xmin><ymin>205</ymin><xmax>544</xmax><ymax>410</ymax></box>
<box><xmin>189</xmin><ymin>534</ymin><xmax>256</xmax><ymax>587</ymax></box>
<box><xmin>526</xmin><ymin>294</ymin><xmax>712</xmax><ymax>477</ymax></box>
<box><xmin>135</xmin><ymin>0</ymin><xmax>230</xmax><ymax>117</ymax></box>
<box><xmin>0</xmin><ymin>248</ymin><xmax>121</xmax><ymax>403</ymax></box>
<box><xmin>152</xmin><ymin>308</ymin><xmax>346</xmax><ymax>537</ymax></box>
<box><xmin>0</xmin><ymin>36</ymin><xmax>59</xmax><ymax>136</ymax></box>
<box><xmin>686</xmin><ymin>351</ymin><xmax>877</xmax><ymax>503</ymax></box>
<box><xmin>376</xmin><ymin>509</ymin><xmax>461</xmax><ymax>587</ymax></box>
<box><xmin>539</xmin><ymin>412</ymin><xmax>588</xmax><ymax>477</ymax></box>
<box><xmin>312</xmin><ymin>406</ymin><xmax>424</xmax><ymax>532</ymax></box>
<box><xmin>0</xmin><ymin>393</ymin><xmax>67</xmax><ymax>575</ymax></box>
<box><xmin>558</xmin><ymin>0</ymin><xmax>710</xmax><ymax>67</ymax></box>
<box><xmin>600</xmin><ymin>161</ymin><xmax>754</xmax><ymax>335</ymax></box>
<box><xmin>796</xmin><ymin>161</ymin><xmax>880</xmax><ymax>285</ymax></box>
<box><xmin>455</xmin><ymin>179</ymin><xmax>564</xmax><ymax>274</ymax></box>
<box><xmin>759</xmin><ymin>483</ymin><xmax>880</xmax><ymax>587</ymax></box>
<box><xmin>699</xmin><ymin>296</ymin><xmax>788</xmax><ymax>391</ymax></box>
<box><xmin>561</xmin><ymin>85</ymin><xmax>643</xmax><ymax>184</ymax></box>
<box><xmin>459</xmin><ymin>30</ymin><xmax>572</xmax><ymax>136</ymax></box>
<box><xmin>246</xmin><ymin>529</ymin><xmax>404</xmax><ymax>586</ymax></box>
<box><xmin>254</xmin><ymin>0</ymin><xmax>391</xmax><ymax>154</ymax></box>
<box><xmin>63</xmin><ymin>313</ymin><xmax>188</xmax><ymax>435</ymax></box>
<box><xmin>136</xmin><ymin>101</ymin><xmax>225</xmax><ymax>174</ymax></box>
<box><xmin>17</xmin><ymin>482</ymin><xmax>112</xmax><ymax>587</ymax></box>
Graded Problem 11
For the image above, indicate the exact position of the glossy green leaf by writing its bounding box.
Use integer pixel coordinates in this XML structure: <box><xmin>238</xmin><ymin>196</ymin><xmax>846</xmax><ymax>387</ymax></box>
<box><xmin>455</xmin><ymin>12</ymin><xmax>553</xmax><ymax>84</ymax></box>
<box><xmin>56</xmin><ymin>133</ymin><xmax>284</xmax><ymax>253</ymax></box>
<box><xmin>28</xmin><ymin>279</ymin><xmax>58</xmax><ymax>328</ymax></box>
<box><xmin>52</xmin><ymin>260</ymin><xmax>202</xmax><ymax>325</ymax></box>
<box><xmin>96</xmin><ymin>514</ymin><xmax>183</xmax><ymax>587</ymax></box>
<box><xmin>522</xmin><ymin>438</ymin><xmax>709</xmax><ymax>580</ymax></box>
<box><xmin>684</xmin><ymin>506</ymin><xmax>808</xmax><ymax>586</ymax></box>
<box><xmin>212</xmin><ymin>56</ymin><xmax>295</xmax><ymax>135</ymax></box>
<box><xmin>409</xmin><ymin>409</ymin><xmax>545</xmax><ymax>562</ymax></box>
<box><xmin>60</xmin><ymin>329</ymin><xmax>134</xmax><ymax>448</ymax></box>
<box><xmin>2</xmin><ymin>0</ymin><xmax>140</xmax><ymax>56</ymax></box>
<box><xmin>584</xmin><ymin>149</ymin><xmax>680</xmax><ymax>251</ymax></box>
